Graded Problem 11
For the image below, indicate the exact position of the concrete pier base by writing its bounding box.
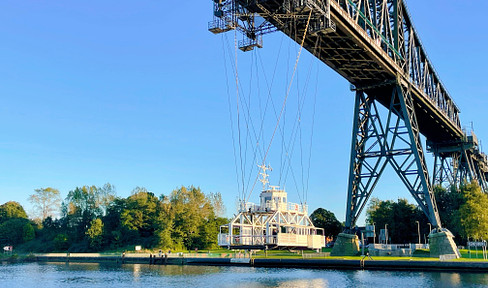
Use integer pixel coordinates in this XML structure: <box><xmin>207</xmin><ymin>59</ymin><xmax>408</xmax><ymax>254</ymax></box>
<box><xmin>331</xmin><ymin>233</ymin><xmax>360</xmax><ymax>256</ymax></box>
<box><xmin>429</xmin><ymin>229</ymin><xmax>461</xmax><ymax>259</ymax></box>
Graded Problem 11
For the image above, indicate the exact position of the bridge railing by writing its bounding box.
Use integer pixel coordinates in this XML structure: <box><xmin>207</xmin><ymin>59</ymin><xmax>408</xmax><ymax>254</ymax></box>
<box><xmin>330</xmin><ymin>0</ymin><xmax>461</xmax><ymax>131</ymax></box>
<box><xmin>218</xmin><ymin>233</ymin><xmax>278</xmax><ymax>246</ymax></box>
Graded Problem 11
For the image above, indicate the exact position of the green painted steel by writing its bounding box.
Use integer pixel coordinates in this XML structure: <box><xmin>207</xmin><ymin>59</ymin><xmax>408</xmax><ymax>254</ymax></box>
<box><xmin>345</xmin><ymin>83</ymin><xmax>441</xmax><ymax>229</ymax></box>
<box><xmin>209</xmin><ymin>0</ymin><xmax>488</xmax><ymax>230</ymax></box>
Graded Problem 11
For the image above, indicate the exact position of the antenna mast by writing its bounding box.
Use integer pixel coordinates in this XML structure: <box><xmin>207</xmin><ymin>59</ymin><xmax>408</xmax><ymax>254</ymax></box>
<box><xmin>258</xmin><ymin>164</ymin><xmax>272</xmax><ymax>191</ymax></box>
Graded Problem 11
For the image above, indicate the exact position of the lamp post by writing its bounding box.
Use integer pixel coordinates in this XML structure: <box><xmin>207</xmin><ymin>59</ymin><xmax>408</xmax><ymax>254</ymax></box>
<box><xmin>385</xmin><ymin>224</ymin><xmax>388</xmax><ymax>245</ymax></box>
<box><xmin>373</xmin><ymin>222</ymin><xmax>376</xmax><ymax>244</ymax></box>
<box><xmin>427</xmin><ymin>223</ymin><xmax>432</xmax><ymax>234</ymax></box>
<box><xmin>415</xmin><ymin>221</ymin><xmax>420</xmax><ymax>244</ymax></box>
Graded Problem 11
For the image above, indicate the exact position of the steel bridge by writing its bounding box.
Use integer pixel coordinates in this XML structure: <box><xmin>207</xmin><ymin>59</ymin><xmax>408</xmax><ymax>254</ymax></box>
<box><xmin>208</xmin><ymin>0</ymin><xmax>488</xmax><ymax>232</ymax></box>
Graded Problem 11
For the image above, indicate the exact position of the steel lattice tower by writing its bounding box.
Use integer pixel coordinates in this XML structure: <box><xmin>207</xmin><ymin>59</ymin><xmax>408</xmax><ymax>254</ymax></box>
<box><xmin>209</xmin><ymin>0</ymin><xmax>488</xmax><ymax>256</ymax></box>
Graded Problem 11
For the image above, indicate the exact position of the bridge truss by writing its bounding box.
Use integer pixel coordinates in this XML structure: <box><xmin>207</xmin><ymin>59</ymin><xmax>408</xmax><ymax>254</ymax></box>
<box><xmin>209</xmin><ymin>0</ymin><xmax>488</xmax><ymax>230</ymax></box>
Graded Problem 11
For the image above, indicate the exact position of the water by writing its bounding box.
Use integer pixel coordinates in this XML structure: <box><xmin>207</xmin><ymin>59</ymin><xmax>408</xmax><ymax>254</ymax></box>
<box><xmin>1</xmin><ymin>262</ymin><xmax>488</xmax><ymax>288</ymax></box>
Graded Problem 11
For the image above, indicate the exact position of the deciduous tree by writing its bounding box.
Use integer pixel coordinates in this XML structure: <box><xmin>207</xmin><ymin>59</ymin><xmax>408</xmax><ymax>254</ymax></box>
<box><xmin>170</xmin><ymin>186</ymin><xmax>213</xmax><ymax>249</ymax></box>
<box><xmin>309</xmin><ymin>208</ymin><xmax>343</xmax><ymax>238</ymax></box>
<box><xmin>459</xmin><ymin>182</ymin><xmax>488</xmax><ymax>240</ymax></box>
<box><xmin>86</xmin><ymin>218</ymin><xmax>104</xmax><ymax>250</ymax></box>
<box><xmin>29</xmin><ymin>187</ymin><xmax>61</xmax><ymax>221</ymax></box>
<box><xmin>0</xmin><ymin>201</ymin><xmax>28</xmax><ymax>223</ymax></box>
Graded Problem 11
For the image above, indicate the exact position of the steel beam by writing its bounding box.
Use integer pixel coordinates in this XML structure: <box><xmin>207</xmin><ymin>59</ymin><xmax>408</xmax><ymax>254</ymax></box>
<box><xmin>345</xmin><ymin>82</ymin><xmax>441</xmax><ymax>229</ymax></box>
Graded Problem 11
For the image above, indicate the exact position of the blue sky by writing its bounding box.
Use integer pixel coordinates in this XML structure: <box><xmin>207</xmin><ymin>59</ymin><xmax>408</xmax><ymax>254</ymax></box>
<box><xmin>0</xmin><ymin>1</ymin><xmax>486</xmax><ymax>225</ymax></box>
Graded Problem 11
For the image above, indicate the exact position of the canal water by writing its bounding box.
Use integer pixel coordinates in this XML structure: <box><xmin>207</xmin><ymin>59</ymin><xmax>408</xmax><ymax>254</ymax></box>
<box><xmin>1</xmin><ymin>262</ymin><xmax>488</xmax><ymax>288</ymax></box>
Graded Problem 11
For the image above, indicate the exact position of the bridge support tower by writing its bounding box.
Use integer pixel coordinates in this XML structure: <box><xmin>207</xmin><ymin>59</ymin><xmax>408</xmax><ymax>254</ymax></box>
<box><xmin>429</xmin><ymin>135</ymin><xmax>488</xmax><ymax>191</ymax></box>
<box><xmin>331</xmin><ymin>80</ymin><xmax>460</xmax><ymax>258</ymax></box>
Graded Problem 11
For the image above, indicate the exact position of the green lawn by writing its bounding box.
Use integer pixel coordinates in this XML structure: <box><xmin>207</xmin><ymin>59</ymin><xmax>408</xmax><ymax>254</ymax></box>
<box><xmin>10</xmin><ymin>246</ymin><xmax>488</xmax><ymax>263</ymax></box>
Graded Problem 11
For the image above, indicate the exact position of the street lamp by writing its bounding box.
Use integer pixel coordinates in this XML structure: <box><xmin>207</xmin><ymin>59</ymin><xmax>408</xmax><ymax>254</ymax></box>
<box><xmin>415</xmin><ymin>221</ymin><xmax>420</xmax><ymax>244</ymax></box>
<box><xmin>427</xmin><ymin>223</ymin><xmax>432</xmax><ymax>234</ymax></box>
<box><xmin>373</xmin><ymin>222</ymin><xmax>376</xmax><ymax>244</ymax></box>
<box><xmin>385</xmin><ymin>224</ymin><xmax>388</xmax><ymax>245</ymax></box>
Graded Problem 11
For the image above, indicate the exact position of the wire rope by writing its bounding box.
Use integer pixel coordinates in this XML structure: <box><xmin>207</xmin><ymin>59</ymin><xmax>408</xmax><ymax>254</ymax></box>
<box><xmin>233</xmin><ymin>29</ymin><xmax>246</xmax><ymax>202</ymax></box>
<box><xmin>246</xmin><ymin>10</ymin><xmax>314</xmax><ymax>203</ymax></box>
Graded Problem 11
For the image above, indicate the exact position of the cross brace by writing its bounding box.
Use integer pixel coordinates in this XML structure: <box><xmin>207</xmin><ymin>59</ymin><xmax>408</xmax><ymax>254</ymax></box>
<box><xmin>345</xmin><ymin>82</ymin><xmax>441</xmax><ymax>230</ymax></box>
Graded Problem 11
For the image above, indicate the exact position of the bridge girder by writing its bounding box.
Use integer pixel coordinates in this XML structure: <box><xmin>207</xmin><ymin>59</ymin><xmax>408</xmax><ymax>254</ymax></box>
<box><xmin>209</xmin><ymin>0</ymin><xmax>488</xmax><ymax>228</ymax></box>
<box><xmin>211</xmin><ymin>0</ymin><xmax>463</xmax><ymax>142</ymax></box>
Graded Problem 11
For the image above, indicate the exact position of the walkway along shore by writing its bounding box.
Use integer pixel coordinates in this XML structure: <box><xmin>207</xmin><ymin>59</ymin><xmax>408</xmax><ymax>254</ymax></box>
<box><xmin>30</xmin><ymin>253</ymin><xmax>488</xmax><ymax>272</ymax></box>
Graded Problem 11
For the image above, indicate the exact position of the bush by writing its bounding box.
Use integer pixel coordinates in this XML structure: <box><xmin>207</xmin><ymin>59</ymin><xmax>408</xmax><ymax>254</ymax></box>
<box><xmin>53</xmin><ymin>234</ymin><xmax>69</xmax><ymax>251</ymax></box>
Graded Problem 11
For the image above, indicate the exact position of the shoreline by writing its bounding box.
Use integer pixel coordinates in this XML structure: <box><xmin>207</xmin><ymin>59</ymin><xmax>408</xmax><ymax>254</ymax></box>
<box><xmin>21</xmin><ymin>253</ymin><xmax>488</xmax><ymax>272</ymax></box>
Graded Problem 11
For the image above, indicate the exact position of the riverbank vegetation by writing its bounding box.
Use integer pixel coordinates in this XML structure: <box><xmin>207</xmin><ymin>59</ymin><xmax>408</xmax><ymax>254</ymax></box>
<box><xmin>0</xmin><ymin>183</ymin><xmax>345</xmax><ymax>254</ymax></box>
<box><xmin>4</xmin><ymin>181</ymin><xmax>484</xmax><ymax>254</ymax></box>
<box><xmin>366</xmin><ymin>181</ymin><xmax>488</xmax><ymax>245</ymax></box>
<box><xmin>1</xmin><ymin>185</ymin><xmax>228</xmax><ymax>253</ymax></box>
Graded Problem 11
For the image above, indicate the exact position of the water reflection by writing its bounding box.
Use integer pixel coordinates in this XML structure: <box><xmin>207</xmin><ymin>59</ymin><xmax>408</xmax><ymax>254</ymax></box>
<box><xmin>234</xmin><ymin>277</ymin><xmax>327</xmax><ymax>288</ymax></box>
<box><xmin>433</xmin><ymin>272</ymin><xmax>462</xmax><ymax>287</ymax></box>
<box><xmin>2</xmin><ymin>263</ymin><xmax>488</xmax><ymax>288</ymax></box>
<box><xmin>430</xmin><ymin>271</ymin><xmax>488</xmax><ymax>287</ymax></box>
<box><xmin>132</xmin><ymin>263</ymin><xmax>141</xmax><ymax>280</ymax></box>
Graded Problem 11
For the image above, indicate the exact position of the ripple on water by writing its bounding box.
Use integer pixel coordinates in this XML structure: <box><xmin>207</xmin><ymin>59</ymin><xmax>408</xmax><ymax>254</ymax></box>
<box><xmin>1</xmin><ymin>262</ymin><xmax>488</xmax><ymax>288</ymax></box>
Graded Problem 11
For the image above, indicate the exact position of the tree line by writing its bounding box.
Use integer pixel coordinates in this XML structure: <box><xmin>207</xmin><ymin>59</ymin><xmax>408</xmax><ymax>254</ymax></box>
<box><xmin>5</xmin><ymin>181</ymin><xmax>483</xmax><ymax>251</ymax></box>
<box><xmin>366</xmin><ymin>181</ymin><xmax>488</xmax><ymax>244</ymax></box>
<box><xmin>0</xmin><ymin>182</ymin><xmax>347</xmax><ymax>253</ymax></box>
<box><xmin>0</xmin><ymin>184</ymin><xmax>228</xmax><ymax>252</ymax></box>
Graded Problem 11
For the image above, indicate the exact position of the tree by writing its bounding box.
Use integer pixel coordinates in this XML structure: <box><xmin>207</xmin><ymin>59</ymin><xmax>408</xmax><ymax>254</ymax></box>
<box><xmin>86</xmin><ymin>218</ymin><xmax>104</xmax><ymax>250</ymax></box>
<box><xmin>0</xmin><ymin>218</ymin><xmax>30</xmax><ymax>245</ymax></box>
<box><xmin>22</xmin><ymin>222</ymin><xmax>35</xmax><ymax>243</ymax></box>
<box><xmin>154</xmin><ymin>197</ymin><xmax>174</xmax><ymax>249</ymax></box>
<box><xmin>98</xmin><ymin>183</ymin><xmax>117</xmax><ymax>216</ymax></box>
<box><xmin>102</xmin><ymin>197</ymin><xmax>130</xmax><ymax>249</ymax></box>
<box><xmin>0</xmin><ymin>201</ymin><xmax>28</xmax><ymax>223</ymax></box>
<box><xmin>309</xmin><ymin>208</ymin><xmax>343</xmax><ymax>238</ymax></box>
<box><xmin>120</xmin><ymin>189</ymin><xmax>160</xmax><ymax>237</ymax></box>
<box><xmin>208</xmin><ymin>192</ymin><xmax>225</xmax><ymax>217</ymax></box>
<box><xmin>459</xmin><ymin>182</ymin><xmax>488</xmax><ymax>240</ymax></box>
<box><xmin>65</xmin><ymin>186</ymin><xmax>104</xmax><ymax>217</ymax></box>
<box><xmin>53</xmin><ymin>233</ymin><xmax>69</xmax><ymax>251</ymax></box>
<box><xmin>170</xmin><ymin>186</ymin><xmax>213</xmax><ymax>249</ymax></box>
<box><xmin>390</xmin><ymin>199</ymin><xmax>426</xmax><ymax>244</ymax></box>
<box><xmin>366</xmin><ymin>198</ymin><xmax>428</xmax><ymax>244</ymax></box>
<box><xmin>64</xmin><ymin>185</ymin><xmax>103</xmax><ymax>242</ymax></box>
<box><xmin>29</xmin><ymin>187</ymin><xmax>61</xmax><ymax>221</ymax></box>
<box><xmin>434</xmin><ymin>185</ymin><xmax>463</xmax><ymax>239</ymax></box>
<box><xmin>195</xmin><ymin>216</ymin><xmax>228</xmax><ymax>249</ymax></box>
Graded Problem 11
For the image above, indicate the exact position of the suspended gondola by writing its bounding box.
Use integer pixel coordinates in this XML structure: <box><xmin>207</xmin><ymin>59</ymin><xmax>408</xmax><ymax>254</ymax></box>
<box><xmin>218</xmin><ymin>165</ymin><xmax>325</xmax><ymax>250</ymax></box>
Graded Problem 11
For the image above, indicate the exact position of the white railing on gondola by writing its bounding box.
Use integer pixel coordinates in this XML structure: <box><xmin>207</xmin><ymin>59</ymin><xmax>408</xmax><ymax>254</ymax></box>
<box><xmin>240</xmin><ymin>201</ymin><xmax>308</xmax><ymax>213</ymax></box>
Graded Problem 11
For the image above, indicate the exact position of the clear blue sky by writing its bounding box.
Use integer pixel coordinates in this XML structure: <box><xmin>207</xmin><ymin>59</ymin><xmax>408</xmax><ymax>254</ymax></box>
<box><xmin>0</xmin><ymin>1</ymin><xmax>486</xmax><ymax>225</ymax></box>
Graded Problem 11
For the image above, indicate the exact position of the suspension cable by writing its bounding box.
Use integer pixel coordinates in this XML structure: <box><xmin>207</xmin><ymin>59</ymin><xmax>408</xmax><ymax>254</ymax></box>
<box><xmin>246</xmin><ymin>10</ymin><xmax>313</xmax><ymax>203</ymax></box>
<box><xmin>233</xmin><ymin>29</ymin><xmax>246</xmax><ymax>201</ymax></box>
<box><xmin>221</xmin><ymin>34</ymin><xmax>241</xmax><ymax>202</ymax></box>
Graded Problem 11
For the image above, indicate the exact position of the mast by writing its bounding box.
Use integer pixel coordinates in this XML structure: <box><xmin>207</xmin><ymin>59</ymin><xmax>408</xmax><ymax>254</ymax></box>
<box><xmin>258</xmin><ymin>164</ymin><xmax>272</xmax><ymax>191</ymax></box>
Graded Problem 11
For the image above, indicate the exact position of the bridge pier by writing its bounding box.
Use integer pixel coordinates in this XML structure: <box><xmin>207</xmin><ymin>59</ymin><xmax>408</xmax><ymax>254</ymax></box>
<box><xmin>429</xmin><ymin>229</ymin><xmax>461</xmax><ymax>259</ymax></box>
<box><xmin>330</xmin><ymin>233</ymin><xmax>359</xmax><ymax>256</ymax></box>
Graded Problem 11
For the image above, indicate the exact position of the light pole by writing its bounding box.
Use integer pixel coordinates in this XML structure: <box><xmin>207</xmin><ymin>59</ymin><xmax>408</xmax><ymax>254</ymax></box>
<box><xmin>373</xmin><ymin>222</ymin><xmax>376</xmax><ymax>244</ymax></box>
<box><xmin>427</xmin><ymin>223</ymin><xmax>432</xmax><ymax>234</ymax></box>
<box><xmin>415</xmin><ymin>221</ymin><xmax>420</xmax><ymax>244</ymax></box>
<box><xmin>385</xmin><ymin>224</ymin><xmax>388</xmax><ymax>245</ymax></box>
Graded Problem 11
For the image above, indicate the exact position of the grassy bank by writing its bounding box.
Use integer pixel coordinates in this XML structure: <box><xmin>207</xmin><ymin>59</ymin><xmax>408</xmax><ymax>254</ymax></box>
<box><xmin>6</xmin><ymin>246</ymin><xmax>488</xmax><ymax>264</ymax></box>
